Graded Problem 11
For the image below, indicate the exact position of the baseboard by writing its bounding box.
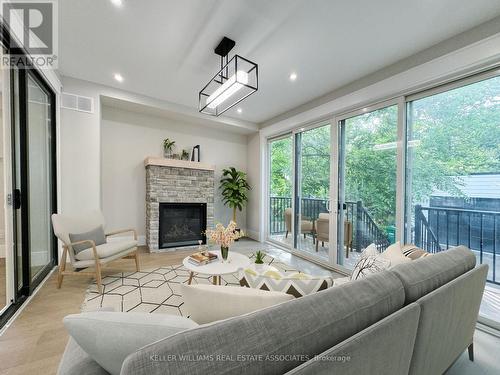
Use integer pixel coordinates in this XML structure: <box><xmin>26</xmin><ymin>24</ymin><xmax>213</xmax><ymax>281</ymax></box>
<box><xmin>245</xmin><ymin>229</ymin><xmax>261</xmax><ymax>242</ymax></box>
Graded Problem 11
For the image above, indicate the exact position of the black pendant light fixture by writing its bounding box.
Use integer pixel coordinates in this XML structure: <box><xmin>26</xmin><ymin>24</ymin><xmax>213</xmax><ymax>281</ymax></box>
<box><xmin>199</xmin><ymin>37</ymin><xmax>258</xmax><ymax>116</ymax></box>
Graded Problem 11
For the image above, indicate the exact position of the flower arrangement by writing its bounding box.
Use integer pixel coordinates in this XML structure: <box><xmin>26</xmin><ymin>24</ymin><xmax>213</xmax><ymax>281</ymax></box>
<box><xmin>205</xmin><ymin>221</ymin><xmax>243</xmax><ymax>260</ymax></box>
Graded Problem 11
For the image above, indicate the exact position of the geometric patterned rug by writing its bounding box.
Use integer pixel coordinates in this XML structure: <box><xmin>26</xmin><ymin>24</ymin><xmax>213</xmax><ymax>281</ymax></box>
<box><xmin>81</xmin><ymin>252</ymin><xmax>299</xmax><ymax>316</ymax></box>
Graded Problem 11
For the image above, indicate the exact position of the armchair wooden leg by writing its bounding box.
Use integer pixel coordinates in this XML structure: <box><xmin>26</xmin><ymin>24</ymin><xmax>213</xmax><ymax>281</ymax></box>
<box><xmin>316</xmin><ymin>240</ymin><xmax>319</xmax><ymax>252</ymax></box>
<box><xmin>57</xmin><ymin>246</ymin><xmax>68</xmax><ymax>289</ymax></box>
<box><xmin>468</xmin><ymin>342</ymin><xmax>474</xmax><ymax>362</ymax></box>
<box><xmin>285</xmin><ymin>231</ymin><xmax>288</xmax><ymax>238</ymax></box>
<box><xmin>134</xmin><ymin>251</ymin><xmax>140</xmax><ymax>271</ymax></box>
<box><xmin>95</xmin><ymin>261</ymin><xmax>103</xmax><ymax>294</ymax></box>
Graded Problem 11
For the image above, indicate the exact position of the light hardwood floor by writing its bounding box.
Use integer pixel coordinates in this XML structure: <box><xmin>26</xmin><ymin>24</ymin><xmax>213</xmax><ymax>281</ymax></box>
<box><xmin>0</xmin><ymin>241</ymin><xmax>498</xmax><ymax>375</ymax></box>
<box><xmin>0</xmin><ymin>246</ymin><xmax>196</xmax><ymax>375</ymax></box>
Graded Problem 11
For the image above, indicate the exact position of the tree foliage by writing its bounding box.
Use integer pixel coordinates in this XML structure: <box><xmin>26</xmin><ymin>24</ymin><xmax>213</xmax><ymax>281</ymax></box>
<box><xmin>269</xmin><ymin>76</ymin><xmax>500</xmax><ymax>229</ymax></box>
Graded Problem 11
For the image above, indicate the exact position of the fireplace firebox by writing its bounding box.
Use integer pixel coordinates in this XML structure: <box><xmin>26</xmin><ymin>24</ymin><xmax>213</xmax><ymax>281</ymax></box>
<box><xmin>159</xmin><ymin>203</ymin><xmax>207</xmax><ymax>248</ymax></box>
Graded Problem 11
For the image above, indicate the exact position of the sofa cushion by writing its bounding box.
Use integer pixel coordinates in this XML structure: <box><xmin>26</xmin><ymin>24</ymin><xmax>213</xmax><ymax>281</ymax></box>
<box><xmin>240</xmin><ymin>268</ymin><xmax>334</xmax><ymax>297</ymax></box>
<box><xmin>390</xmin><ymin>246</ymin><xmax>476</xmax><ymax>304</ymax></box>
<box><xmin>57</xmin><ymin>337</ymin><xmax>109</xmax><ymax>375</ymax></box>
<box><xmin>69</xmin><ymin>226</ymin><xmax>106</xmax><ymax>254</ymax></box>
<box><xmin>75</xmin><ymin>239</ymin><xmax>138</xmax><ymax>261</ymax></box>
<box><xmin>121</xmin><ymin>271</ymin><xmax>405</xmax><ymax>375</ymax></box>
<box><xmin>284</xmin><ymin>303</ymin><xmax>421</xmax><ymax>375</ymax></box>
<box><xmin>63</xmin><ymin>312</ymin><xmax>198</xmax><ymax>375</ymax></box>
<box><xmin>182</xmin><ymin>284</ymin><xmax>294</xmax><ymax>324</ymax></box>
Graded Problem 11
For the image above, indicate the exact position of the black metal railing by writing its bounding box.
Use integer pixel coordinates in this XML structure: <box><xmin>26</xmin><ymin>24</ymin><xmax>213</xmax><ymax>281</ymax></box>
<box><xmin>353</xmin><ymin>201</ymin><xmax>391</xmax><ymax>252</ymax></box>
<box><xmin>415</xmin><ymin>205</ymin><xmax>499</xmax><ymax>284</ymax></box>
<box><xmin>269</xmin><ymin>196</ymin><xmax>328</xmax><ymax>235</ymax></box>
<box><xmin>269</xmin><ymin>197</ymin><xmax>390</xmax><ymax>252</ymax></box>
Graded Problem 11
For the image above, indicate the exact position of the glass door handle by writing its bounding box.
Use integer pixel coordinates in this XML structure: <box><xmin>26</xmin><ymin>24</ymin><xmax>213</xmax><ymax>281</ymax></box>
<box><xmin>13</xmin><ymin>189</ymin><xmax>22</xmax><ymax>209</ymax></box>
<box><xmin>337</xmin><ymin>203</ymin><xmax>347</xmax><ymax>210</ymax></box>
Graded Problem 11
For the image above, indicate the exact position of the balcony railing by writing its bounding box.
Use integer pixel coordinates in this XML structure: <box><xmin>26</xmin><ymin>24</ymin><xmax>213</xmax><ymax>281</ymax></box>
<box><xmin>415</xmin><ymin>205</ymin><xmax>499</xmax><ymax>284</ymax></box>
<box><xmin>269</xmin><ymin>197</ymin><xmax>390</xmax><ymax>252</ymax></box>
<box><xmin>269</xmin><ymin>196</ymin><xmax>498</xmax><ymax>285</ymax></box>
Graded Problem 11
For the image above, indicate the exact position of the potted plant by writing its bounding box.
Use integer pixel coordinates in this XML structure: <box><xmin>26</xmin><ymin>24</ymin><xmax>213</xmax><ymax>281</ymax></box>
<box><xmin>163</xmin><ymin>138</ymin><xmax>175</xmax><ymax>158</ymax></box>
<box><xmin>181</xmin><ymin>149</ymin><xmax>190</xmax><ymax>161</ymax></box>
<box><xmin>220</xmin><ymin>167</ymin><xmax>251</xmax><ymax>237</ymax></box>
<box><xmin>205</xmin><ymin>221</ymin><xmax>243</xmax><ymax>262</ymax></box>
<box><xmin>254</xmin><ymin>250</ymin><xmax>266</xmax><ymax>271</ymax></box>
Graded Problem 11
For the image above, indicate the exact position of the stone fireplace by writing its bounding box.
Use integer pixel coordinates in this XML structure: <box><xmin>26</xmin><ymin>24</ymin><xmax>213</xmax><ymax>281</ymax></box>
<box><xmin>145</xmin><ymin>157</ymin><xmax>215</xmax><ymax>251</ymax></box>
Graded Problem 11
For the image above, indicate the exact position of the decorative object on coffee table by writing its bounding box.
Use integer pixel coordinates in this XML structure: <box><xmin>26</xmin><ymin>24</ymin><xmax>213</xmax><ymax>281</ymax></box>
<box><xmin>219</xmin><ymin>167</ymin><xmax>251</xmax><ymax>233</ymax></box>
<box><xmin>254</xmin><ymin>250</ymin><xmax>266</xmax><ymax>271</ymax></box>
<box><xmin>205</xmin><ymin>221</ymin><xmax>242</xmax><ymax>261</ymax></box>
<box><xmin>183</xmin><ymin>250</ymin><xmax>250</xmax><ymax>286</ymax></box>
<box><xmin>163</xmin><ymin>138</ymin><xmax>175</xmax><ymax>158</ymax></box>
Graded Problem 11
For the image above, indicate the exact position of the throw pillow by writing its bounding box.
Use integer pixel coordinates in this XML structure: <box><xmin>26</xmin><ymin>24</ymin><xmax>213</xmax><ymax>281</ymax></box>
<box><xmin>350</xmin><ymin>243</ymin><xmax>390</xmax><ymax>281</ymax></box>
<box><xmin>402</xmin><ymin>244</ymin><xmax>431</xmax><ymax>260</ymax></box>
<box><xmin>69</xmin><ymin>226</ymin><xmax>106</xmax><ymax>254</ymax></box>
<box><xmin>63</xmin><ymin>312</ymin><xmax>198</xmax><ymax>375</ymax></box>
<box><xmin>240</xmin><ymin>269</ymin><xmax>334</xmax><ymax>298</ymax></box>
<box><xmin>181</xmin><ymin>284</ymin><xmax>294</xmax><ymax>324</ymax></box>
<box><xmin>381</xmin><ymin>241</ymin><xmax>412</xmax><ymax>267</ymax></box>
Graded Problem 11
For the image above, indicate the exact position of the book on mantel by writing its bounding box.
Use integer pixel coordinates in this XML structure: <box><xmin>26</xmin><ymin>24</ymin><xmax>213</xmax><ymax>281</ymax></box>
<box><xmin>188</xmin><ymin>251</ymin><xmax>218</xmax><ymax>266</ymax></box>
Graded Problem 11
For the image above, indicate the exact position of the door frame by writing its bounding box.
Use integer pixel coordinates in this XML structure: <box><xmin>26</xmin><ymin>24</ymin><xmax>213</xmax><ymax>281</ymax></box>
<box><xmin>332</xmin><ymin>98</ymin><xmax>402</xmax><ymax>268</ymax></box>
<box><xmin>15</xmin><ymin>67</ymin><xmax>58</xmax><ymax>296</ymax></box>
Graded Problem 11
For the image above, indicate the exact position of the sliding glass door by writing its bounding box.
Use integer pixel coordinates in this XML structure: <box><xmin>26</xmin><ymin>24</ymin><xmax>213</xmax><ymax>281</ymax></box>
<box><xmin>337</xmin><ymin>105</ymin><xmax>398</xmax><ymax>268</ymax></box>
<box><xmin>11</xmin><ymin>68</ymin><xmax>56</xmax><ymax>297</ymax></box>
<box><xmin>405</xmin><ymin>73</ymin><xmax>500</xmax><ymax>326</ymax></box>
<box><xmin>294</xmin><ymin>124</ymin><xmax>331</xmax><ymax>260</ymax></box>
<box><xmin>267</xmin><ymin>125</ymin><xmax>331</xmax><ymax>261</ymax></box>
<box><xmin>268</xmin><ymin>134</ymin><xmax>293</xmax><ymax>248</ymax></box>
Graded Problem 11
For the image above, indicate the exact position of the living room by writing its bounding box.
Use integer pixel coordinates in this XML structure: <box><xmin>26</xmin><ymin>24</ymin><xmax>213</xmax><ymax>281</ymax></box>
<box><xmin>0</xmin><ymin>0</ymin><xmax>500</xmax><ymax>374</ymax></box>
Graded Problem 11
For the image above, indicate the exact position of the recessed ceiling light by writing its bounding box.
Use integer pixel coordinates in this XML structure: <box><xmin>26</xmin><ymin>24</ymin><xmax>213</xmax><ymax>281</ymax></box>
<box><xmin>114</xmin><ymin>73</ymin><xmax>124</xmax><ymax>82</ymax></box>
<box><xmin>289</xmin><ymin>72</ymin><xmax>297</xmax><ymax>81</ymax></box>
<box><xmin>110</xmin><ymin>0</ymin><xmax>123</xmax><ymax>7</ymax></box>
<box><xmin>237</xmin><ymin>108</ymin><xmax>242</xmax><ymax>113</ymax></box>
<box><xmin>362</xmin><ymin>107</ymin><xmax>368</xmax><ymax>112</ymax></box>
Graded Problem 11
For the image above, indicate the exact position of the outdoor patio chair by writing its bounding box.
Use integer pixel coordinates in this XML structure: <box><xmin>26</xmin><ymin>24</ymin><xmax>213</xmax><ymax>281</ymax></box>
<box><xmin>316</xmin><ymin>213</ymin><xmax>353</xmax><ymax>257</ymax></box>
<box><xmin>284</xmin><ymin>208</ymin><xmax>315</xmax><ymax>242</ymax></box>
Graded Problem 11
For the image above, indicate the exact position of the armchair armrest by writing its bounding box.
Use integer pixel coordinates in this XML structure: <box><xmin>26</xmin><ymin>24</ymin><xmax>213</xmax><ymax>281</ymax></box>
<box><xmin>65</xmin><ymin>240</ymin><xmax>99</xmax><ymax>260</ymax></box>
<box><xmin>105</xmin><ymin>228</ymin><xmax>137</xmax><ymax>240</ymax></box>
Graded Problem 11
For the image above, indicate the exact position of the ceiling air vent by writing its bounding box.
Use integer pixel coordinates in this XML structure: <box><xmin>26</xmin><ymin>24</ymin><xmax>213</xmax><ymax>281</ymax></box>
<box><xmin>61</xmin><ymin>92</ymin><xmax>94</xmax><ymax>113</ymax></box>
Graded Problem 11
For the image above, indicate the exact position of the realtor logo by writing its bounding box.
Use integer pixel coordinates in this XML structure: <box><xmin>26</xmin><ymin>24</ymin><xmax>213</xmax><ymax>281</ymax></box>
<box><xmin>1</xmin><ymin>0</ymin><xmax>58</xmax><ymax>69</ymax></box>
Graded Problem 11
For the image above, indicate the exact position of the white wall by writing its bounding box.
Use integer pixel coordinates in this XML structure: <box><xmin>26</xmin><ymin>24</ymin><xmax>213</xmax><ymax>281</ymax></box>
<box><xmin>101</xmin><ymin>106</ymin><xmax>249</xmax><ymax>243</ymax></box>
<box><xmin>245</xmin><ymin>132</ymin><xmax>262</xmax><ymax>241</ymax></box>
<box><xmin>60</xmin><ymin>77</ymin><xmax>101</xmax><ymax>217</ymax></box>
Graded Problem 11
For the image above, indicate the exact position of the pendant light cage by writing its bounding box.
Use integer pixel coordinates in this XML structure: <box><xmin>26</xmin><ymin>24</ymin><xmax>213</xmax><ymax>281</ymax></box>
<box><xmin>199</xmin><ymin>54</ymin><xmax>258</xmax><ymax>116</ymax></box>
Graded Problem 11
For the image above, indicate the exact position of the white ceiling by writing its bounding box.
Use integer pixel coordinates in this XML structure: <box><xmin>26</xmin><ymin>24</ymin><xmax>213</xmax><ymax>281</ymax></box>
<box><xmin>59</xmin><ymin>0</ymin><xmax>500</xmax><ymax>124</ymax></box>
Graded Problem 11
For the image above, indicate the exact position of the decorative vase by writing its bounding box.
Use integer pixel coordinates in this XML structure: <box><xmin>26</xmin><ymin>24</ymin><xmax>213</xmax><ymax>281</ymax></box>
<box><xmin>220</xmin><ymin>246</ymin><xmax>229</xmax><ymax>261</ymax></box>
<box><xmin>254</xmin><ymin>263</ymin><xmax>265</xmax><ymax>272</ymax></box>
<box><xmin>164</xmin><ymin>149</ymin><xmax>172</xmax><ymax>158</ymax></box>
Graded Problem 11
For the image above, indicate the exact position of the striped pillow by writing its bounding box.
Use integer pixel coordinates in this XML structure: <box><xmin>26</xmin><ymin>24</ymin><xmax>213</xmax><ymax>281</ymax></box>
<box><xmin>240</xmin><ymin>268</ymin><xmax>333</xmax><ymax>298</ymax></box>
<box><xmin>402</xmin><ymin>244</ymin><xmax>431</xmax><ymax>260</ymax></box>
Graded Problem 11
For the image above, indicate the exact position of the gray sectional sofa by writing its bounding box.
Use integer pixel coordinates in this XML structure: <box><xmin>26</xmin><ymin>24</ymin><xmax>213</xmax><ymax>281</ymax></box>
<box><xmin>58</xmin><ymin>246</ymin><xmax>487</xmax><ymax>375</ymax></box>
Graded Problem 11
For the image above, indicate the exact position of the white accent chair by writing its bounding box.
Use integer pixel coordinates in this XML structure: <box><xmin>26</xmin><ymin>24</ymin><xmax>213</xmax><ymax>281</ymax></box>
<box><xmin>51</xmin><ymin>211</ymin><xmax>140</xmax><ymax>293</ymax></box>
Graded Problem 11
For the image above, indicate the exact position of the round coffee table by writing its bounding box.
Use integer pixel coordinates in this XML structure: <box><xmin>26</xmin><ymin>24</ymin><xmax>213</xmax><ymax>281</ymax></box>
<box><xmin>183</xmin><ymin>250</ymin><xmax>251</xmax><ymax>285</ymax></box>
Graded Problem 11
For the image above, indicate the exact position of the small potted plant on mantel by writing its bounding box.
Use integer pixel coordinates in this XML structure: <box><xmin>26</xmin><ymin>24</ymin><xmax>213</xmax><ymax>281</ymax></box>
<box><xmin>163</xmin><ymin>138</ymin><xmax>175</xmax><ymax>158</ymax></box>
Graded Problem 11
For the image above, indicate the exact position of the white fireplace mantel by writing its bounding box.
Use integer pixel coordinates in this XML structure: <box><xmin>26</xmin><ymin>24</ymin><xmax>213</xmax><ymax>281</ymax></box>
<box><xmin>144</xmin><ymin>157</ymin><xmax>215</xmax><ymax>171</ymax></box>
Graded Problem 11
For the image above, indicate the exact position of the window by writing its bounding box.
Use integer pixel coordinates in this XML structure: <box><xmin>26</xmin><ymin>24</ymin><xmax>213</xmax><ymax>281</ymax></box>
<box><xmin>405</xmin><ymin>74</ymin><xmax>500</xmax><ymax>325</ymax></box>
